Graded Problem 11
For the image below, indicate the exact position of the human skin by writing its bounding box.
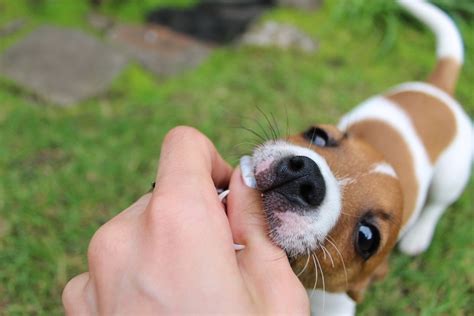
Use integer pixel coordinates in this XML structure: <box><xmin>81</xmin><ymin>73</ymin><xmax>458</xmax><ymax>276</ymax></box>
<box><xmin>62</xmin><ymin>126</ymin><xmax>309</xmax><ymax>315</ymax></box>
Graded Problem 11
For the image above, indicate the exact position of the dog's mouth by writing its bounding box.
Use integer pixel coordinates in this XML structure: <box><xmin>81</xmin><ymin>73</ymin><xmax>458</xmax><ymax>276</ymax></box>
<box><xmin>240</xmin><ymin>141</ymin><xmax>342</xmax><ymax>257</ymax></box>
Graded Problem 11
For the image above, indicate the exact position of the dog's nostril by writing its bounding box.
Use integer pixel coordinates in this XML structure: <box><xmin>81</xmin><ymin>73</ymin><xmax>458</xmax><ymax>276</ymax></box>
<box><xmin>300</xmin><ymin>182</ymin><xmax>322</xmax><ymax>206</ymax></box>
<box><xmin>300</xmin><ymin>183</ymin><xmax>313</xmax><ymax>195</ymax></box>
<box><xmin>288</xmin><ymin>156</ymin><xmax>305</xmax><ymax>172</ymax></box>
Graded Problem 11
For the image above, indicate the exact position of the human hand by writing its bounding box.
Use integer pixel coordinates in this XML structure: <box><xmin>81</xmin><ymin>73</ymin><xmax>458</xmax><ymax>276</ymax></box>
<box><xmin>62</xmin><ymin>126</ymin><xmax>309</xmax><ymax>315</ymax></box>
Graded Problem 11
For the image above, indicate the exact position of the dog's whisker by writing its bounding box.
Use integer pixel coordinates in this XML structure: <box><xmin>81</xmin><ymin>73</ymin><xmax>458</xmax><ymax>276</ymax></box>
<box><xmin>296</xmin><ymin>251</ymin><xmax>311</xmax><ymax>277</ymax></box>
<box><xmin>306</xmin><ymin>127</ymin><xmax>317</xmax><ymax>151</ymax></box>
<box><xmin>321</xmin><ymin>245</ymin><xmax>335</xmax><ymax>268</ymax></box>
<box><xmin>231</xmin><ymin>114</ymin><xmax>271</xmax><ymax>143</ymax></box>
<box><xmin>341</xmin><ymin>211</ymin><xmax>358</xmax><ymax>218</ymax></box>
<box><xmin>241</xmin><ymin>114</ymin><xmax>275</xmax><ymax>143</ymax></box>
<box><xmin>233</xmin><ymin>138</ymin><xmax>262</xmax><ymax>146</ymax></box>
<box><xmin>326</xmin><ymin>236</ymin><xmax>348</xmax><ymax>288</ymax></box>
<box><xmin>238</xmin><ymin>125</ymin><xmax>267</xmax><ymax>143</ymax></box>
<box><xmin>254</xmin><ymin>105</ymin><xmax>272</xmax><ymax>139</ymax></box>
<box><xmin>270</xmin><ymin>111</ymin><xmax>281</xmax><ymax>139</ymax></box>
<box><xmin>320</xmin><ymin>243</ymin><xmax>327</xmax><ymax>260</ymax></box>
<box><xmin>255</xmin><ymin>119</ymin><xmax>273</xmax><ymax>142</ymax></box>
<box><xmin>310</xmin><ymin>254</ymin><xmax>318</xmax><ymax>299</ymax></box>
<box><xmin>314</xmin><ymin>252</ymin><xmax>326</xmax><ymax>313</ymax></box>
<box><xmin>231</xmin><ymin>141</ymin><xmax>261</xmax><ymax>151</ymax></box>
<box><xmin>265</xmin><ymin>112</ymin><xmax>278</xmax><ymax>141</ymax></box>
<box><xmin>256</xmin><ymin>104</ymin><xmax>278</xmax><ymax>141</ymax></box>
<box><xmin>284</xmin><ymin>104</ymin><xmax>290</xmax><ymax>140</ymax></box>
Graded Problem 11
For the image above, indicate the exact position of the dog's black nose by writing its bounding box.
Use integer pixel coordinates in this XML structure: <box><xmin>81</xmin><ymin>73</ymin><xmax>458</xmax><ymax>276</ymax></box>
<box><xmin>271</xmin><ymin>156</ymin><xmax>326</xmax><ymax>208</ymax></box>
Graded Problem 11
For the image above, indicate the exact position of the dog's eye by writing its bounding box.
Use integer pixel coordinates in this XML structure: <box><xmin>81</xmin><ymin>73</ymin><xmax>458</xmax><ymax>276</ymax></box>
<box><xmin>355</xmin><ymin>222</ymin><xmax>380</xmax><ymax>260</ymax></box>
<box><xmin>303</xmin><ymin>127</ymin><xmax>328</xmax><ymax>147</ymax></box>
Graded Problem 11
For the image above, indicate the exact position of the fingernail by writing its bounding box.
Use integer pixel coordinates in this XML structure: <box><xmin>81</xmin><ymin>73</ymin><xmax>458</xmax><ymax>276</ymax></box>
<box><xmin>218</xmin><ymin>189</ymin><xmax>230</xmax><ymax>205</ymax></box>
<box><xmin>233</xmin><ymin>243</ymin><xmax>246</xmax><ymax>251</ymax></box>
<box><xmin>240</xmin><ymin>156</ymin><xmax>256</xmax><ymax>189</ymax></box>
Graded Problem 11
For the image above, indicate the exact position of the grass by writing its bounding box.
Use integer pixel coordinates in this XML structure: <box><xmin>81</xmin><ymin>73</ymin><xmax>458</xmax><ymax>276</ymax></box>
<box><xmin>0</xmin><ymin>0</ymin><xmax>472</xmax><ymax>314</ymax></box>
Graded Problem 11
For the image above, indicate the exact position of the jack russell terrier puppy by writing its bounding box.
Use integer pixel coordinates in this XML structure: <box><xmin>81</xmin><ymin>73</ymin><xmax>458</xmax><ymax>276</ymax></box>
<box><xmin>238</xmin><ymin>0</ymin><xmax>473</xmax><ymax>314</ymax></box>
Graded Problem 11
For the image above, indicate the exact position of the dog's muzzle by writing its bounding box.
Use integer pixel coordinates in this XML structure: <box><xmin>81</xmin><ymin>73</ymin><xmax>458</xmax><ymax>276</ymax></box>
<box><xmin>240</xmin><ymin>142</ymin><xmax>342</xmax><ymax>256</ymax></box>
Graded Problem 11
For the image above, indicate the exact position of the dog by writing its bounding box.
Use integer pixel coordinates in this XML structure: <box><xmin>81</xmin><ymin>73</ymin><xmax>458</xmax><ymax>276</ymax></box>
<box><xmin>239</xmin><ymin>0</ymin><xmax>473</xmax><ymax>314</ymax></box>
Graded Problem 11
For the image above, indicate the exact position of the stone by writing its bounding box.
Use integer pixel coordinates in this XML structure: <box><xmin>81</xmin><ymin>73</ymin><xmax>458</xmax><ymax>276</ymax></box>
<box><xmin>146</xmin><ymin>1</ymin><xmax>272</xmax><ymax>43</ymax></box>
<box><xmin>0</xmin><ymin>19</ymin><xmax>26</xmax><ymax>38</ymax></box>
<box><xmin>0</xmin><ymin>26</ymin><xmax>128</xmax><ymax>105</ymax></box>
<box><xmin>108</xmin><ymin>24</ymin><xmax>212</xmax><ymax>77</ymax></box>
<box><xmin>87</xmin><ymin>12</ymin><xmax>115</xmax><ymax>33</ymax></box>
<box><xmin>277</xmin><ymin>0</ymin><xmax>323</xmax><ymax>10</ymax></box>
<box><xmin>240</xmin><ymin>21</ymin><xmax>318</xmax><ymax>53</ymax></box>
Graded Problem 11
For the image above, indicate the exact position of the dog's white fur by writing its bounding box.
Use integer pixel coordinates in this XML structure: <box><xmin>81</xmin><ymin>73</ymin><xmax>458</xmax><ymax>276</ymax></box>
<box><xmin>398</xmin><ymin>0</ymin><xmax>464</xmax><ymax>63</ymax></box>
<box><xmin>370</xmin><ymin>162</ymin><xmax>398</xmax><ymax>178</ymax></box>
<box><xmin>307</xmin><ymin>289</ymin><xmax>356</xmax><ymax>316</ymax></box>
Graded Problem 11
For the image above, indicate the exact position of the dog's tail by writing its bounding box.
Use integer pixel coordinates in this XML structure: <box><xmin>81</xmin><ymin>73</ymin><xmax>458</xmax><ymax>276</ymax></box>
<box><xmin>398</xmin><ymin>0</ymin><xmax>463</xmax><ymax>95</ymax></box>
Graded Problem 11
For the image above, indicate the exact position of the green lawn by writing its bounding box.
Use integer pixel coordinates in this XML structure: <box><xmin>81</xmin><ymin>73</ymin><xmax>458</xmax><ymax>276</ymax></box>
<box><xmin>0</xmin><ymin>1</ymin><xmax>472</xmax><ymax>314</ymax></box>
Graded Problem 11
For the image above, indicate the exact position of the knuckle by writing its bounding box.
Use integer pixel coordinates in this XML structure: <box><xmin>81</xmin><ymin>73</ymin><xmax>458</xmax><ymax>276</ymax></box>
<box><xmin>62</xmin><ymin>279</ymin><xmax>74</xmax><ymax>308</ymax></box>
<box><xmin>146</xmin><ymin>195</ymin><xmax>180</xmax><ymax>229</ymax></box>
<box><xmin>62</xmin><ymin>273</ymin><xmax>89</xmax><ymax>313</ymax></box>
<box><xmin>87</xmin><ymin>222</ymin><xmax>122</xmax><ymax>268</ymax></box>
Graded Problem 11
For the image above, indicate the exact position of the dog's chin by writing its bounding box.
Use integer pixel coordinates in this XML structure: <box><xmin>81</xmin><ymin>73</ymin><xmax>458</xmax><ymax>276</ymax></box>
<box><xmin>262</xmin><ymin>191</ymin><xmax>321</xmax><ymax>257</ymax></box>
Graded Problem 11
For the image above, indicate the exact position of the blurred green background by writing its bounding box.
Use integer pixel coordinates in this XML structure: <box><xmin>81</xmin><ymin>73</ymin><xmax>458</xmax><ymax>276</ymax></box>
<box><xmin>0</xmin><ymin>0</ymin><xmax>472</xmax><ymax>314</ymax></box>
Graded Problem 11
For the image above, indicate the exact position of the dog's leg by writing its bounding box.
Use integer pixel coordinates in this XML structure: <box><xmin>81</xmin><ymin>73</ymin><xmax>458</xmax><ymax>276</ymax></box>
<box><xmin>398</xmin><ymin>200</ymin><xmax>450</xmax><ymax>256</ymax></box>
<box><xmin>307</xmin><ymin>290</ymin><xmax>356</xmax><ymax>316</ymax></box>
<box><xmin>399</xmin><ymin>124</ymin><xmax>473</xmax><ymax>255</ymax></box>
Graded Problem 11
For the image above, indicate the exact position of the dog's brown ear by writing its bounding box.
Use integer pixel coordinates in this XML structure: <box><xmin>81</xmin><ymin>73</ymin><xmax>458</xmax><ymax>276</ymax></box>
<box><xmin>347</xmin><ymin>259</ymin><xmax>389</xmax><ymax>302</ymax></box>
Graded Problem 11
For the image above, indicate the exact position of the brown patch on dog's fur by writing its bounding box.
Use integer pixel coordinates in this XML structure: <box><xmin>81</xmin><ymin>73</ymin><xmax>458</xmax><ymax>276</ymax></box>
<box><xmin>387</xmin><ymin>91</ymin><xmax>456</xmax><ymax>163</ymax></box>
<box><xmin>427</xmin><ymin>57</ymin><xmax>460</xmax><ymax>95</ymax></box>
<box><xmin>347</xmin><ymin>120</ymin><xmax>417</xmax><ymax>228</ymax></box>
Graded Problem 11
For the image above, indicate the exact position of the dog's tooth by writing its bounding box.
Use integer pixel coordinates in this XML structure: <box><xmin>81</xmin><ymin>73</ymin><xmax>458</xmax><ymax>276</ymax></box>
<box><xmin>240</xmin><ymin>156</ymin><xmax>257</xmax><ymax>188</ymax></box>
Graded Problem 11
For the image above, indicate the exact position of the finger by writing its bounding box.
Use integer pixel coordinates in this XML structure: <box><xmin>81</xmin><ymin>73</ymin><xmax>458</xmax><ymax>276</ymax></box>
<box><xmin>144</xmin><ymin>127</ymin><xmax>236</xmax><ymax>263</ymax></box>
<box><xmin>151</xmin><ymin>126</ymin><xmax>232</xmax><ymax>204</ymax></box>
<box><xmin>226</xmin><ymin>169</ymin><xmax>308</xmax><ymax>311</ymax></box>
<box><xmin>62</xmin><ymin>272</ymin><xmax>95</xmax><ymax>315</ymax></box>
<box><xmin>226</xmin><ymin>167</ymin><xmax>283</xmax><ymax>257</ymax></box>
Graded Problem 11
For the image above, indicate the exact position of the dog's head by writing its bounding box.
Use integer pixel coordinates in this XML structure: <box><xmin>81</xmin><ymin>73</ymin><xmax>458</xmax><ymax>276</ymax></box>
<box><xmin>241</xmin><ymin>124</ymin><xmax>403</xmax><ymax>302</ymax></box>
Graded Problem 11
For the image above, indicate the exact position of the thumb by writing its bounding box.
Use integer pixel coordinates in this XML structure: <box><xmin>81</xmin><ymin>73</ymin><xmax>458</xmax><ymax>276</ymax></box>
<box><xmin>227</xmin><ymin>167</ymin><xmax>282</xmax><ymax>257</ymax></box>
<box><xmin>227</xmin><ymin>168</ymin><xmax>309</xmax><ymax>313</ymax></box>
